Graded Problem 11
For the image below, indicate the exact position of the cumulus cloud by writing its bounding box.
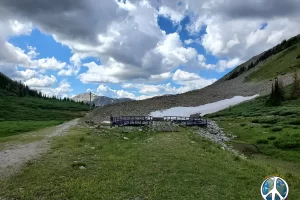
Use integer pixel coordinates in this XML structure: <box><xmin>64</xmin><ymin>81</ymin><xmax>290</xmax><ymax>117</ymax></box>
<box><xmin>159</xmin><ymin>6</ymin><xmax>185</xmax><ymax>23</ymax></box>
<box><xmin>33</xmin><ymin>80</ymin><xmax>73</xmax><ymax>98</ymax></box>
<box><xmin>96</xmin><ymin>84</ymin><xmax>136</xmax><ymax>99</ymax></box>
<box><xmin>172</xmin><ymin>69</ymin><xmax>217</xmax><ymax>86</ymax></box>
<box><xmin>24</xmin><ymin>75</ymin><xmax>57</xmax><ymax>87</ymax></box>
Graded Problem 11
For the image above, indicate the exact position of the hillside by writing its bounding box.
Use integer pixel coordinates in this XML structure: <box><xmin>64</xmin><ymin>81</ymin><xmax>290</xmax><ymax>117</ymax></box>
<box><xmin>72</xmin><ymin>93</ymin><xmax>132</xmax><ymax>107</ymax></box>
<box><xmin>0</xmin><ymin>73</ymin><xmax>89</xmax><ymax>137</ymax></box>
<box><xmin>90</xmin><ymin>34</ymin><xmax>300</xmax><ymax>122</ymax></box>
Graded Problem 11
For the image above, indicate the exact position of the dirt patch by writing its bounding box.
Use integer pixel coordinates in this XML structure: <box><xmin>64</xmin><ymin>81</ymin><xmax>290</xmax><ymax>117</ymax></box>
<box><xmin>0</xmin><ymin>119</ymin><xmax>79</xmax><ymax>179</ymax></box>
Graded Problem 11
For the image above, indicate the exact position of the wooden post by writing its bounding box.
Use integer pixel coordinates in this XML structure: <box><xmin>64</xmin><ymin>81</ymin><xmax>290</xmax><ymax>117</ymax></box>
<box><xmin>89</xmin><ymin>91</ymin><xmax>92</xmax><ymax>126</ymax></box>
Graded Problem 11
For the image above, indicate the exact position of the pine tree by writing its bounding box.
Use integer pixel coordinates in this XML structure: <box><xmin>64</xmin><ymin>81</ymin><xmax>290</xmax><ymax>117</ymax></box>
<box><xmin>291</xmin><ymin>71</ymin><xmax>300</xmax><ymax>100</ymax></box>
<box><xmin>266</xmin><ymin>78</ymin><xmax>284</xmax><ymax>106</ymax></box>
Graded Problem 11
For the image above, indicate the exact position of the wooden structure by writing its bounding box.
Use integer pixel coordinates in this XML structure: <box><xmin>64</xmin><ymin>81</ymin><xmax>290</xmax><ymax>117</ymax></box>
<box><xmin>164</xmin><ymin>116</ymin><xmax>207</xmax><ymax>126</ymax></box>
<box><xmin>110</xmin><ymin>115</ymin><xmax>207</xmax><ymax>127</ymax></box>
<box><xmin>111</xmin><ymin>116</ymin><xmax>153</xmax><ymax>127</ymax></box>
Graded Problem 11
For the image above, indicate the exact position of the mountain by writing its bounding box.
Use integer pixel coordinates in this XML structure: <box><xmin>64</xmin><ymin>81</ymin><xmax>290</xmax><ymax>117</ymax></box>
<box><xmin>90</xmin><ymin>33</ymin><xmax>300</xmax><ymax>122</ymax></box>
<box><xmin>72</xmin><ymin>93</ymin><xmax>132</xmax><ymax>107</ymax></box>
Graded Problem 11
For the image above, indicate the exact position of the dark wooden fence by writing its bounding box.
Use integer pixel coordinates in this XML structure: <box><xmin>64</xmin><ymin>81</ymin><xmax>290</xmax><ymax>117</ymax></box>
<box><xmin>110</xmin><ymin>115</ymin><xmax>207</xmax><ymax>127</ymax></box>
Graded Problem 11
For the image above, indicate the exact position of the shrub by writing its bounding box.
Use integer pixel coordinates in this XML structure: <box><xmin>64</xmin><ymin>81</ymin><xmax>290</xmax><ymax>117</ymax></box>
<box><xmin>262</xmin><ymin>124</ymin><xmax>272</xmax><ymax>128</ymax></box>
<box><xmin>71</xmin><ymin>162</ymin><xmax>87</xmax><ymax>168</ymax></box>
<box><xmin>240</xmin><ymin>123</ymin><xmax>247</xmax><ymax>127</ymax></box>
<box><xmin>271</xmin><ymin>126</ymin><xmax>283</xmax><ymax>132</ymax></box>
<box><xmin>79</xmin><ymin>136</ymin><xmax>85</xmax><ymax>142</ymax></box>
<box><xmin>267</xmin><ymin>136</ymin><xmax>277</xmax><ymax>140</ymax></box>
<box><xmin>260</xmin><ymin>118</ymin><xmax>278</xmax><ymax>124</ymax></box>
<box><xmin>252</xmin><ymin>119</ymin><xmax>259</xmax><ymax>123</ymax></box>
<box><xmin>279</xmin><ymin>110</ymin><xmax>298</xmax><ymax>116</ymax></box>
<box><xmin>274</xmin><ymin>140</ymin><xmax>300</xmax><ymax>150</ymax></box>
<box><xmin>257</xmin><ymin>139</ymin><xmax>269</xmax><ymax>144</ymax></box>
<box><xmin>289</xmin><ymin>120</ymin><xmax>300</xmax><ymax>125</ymax></box>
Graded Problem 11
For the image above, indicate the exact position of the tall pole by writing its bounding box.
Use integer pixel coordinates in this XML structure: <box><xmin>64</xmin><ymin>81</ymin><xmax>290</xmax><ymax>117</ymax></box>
<box><xmin>89</xmin><ymin>91</ymin><xmax>92</xmax><ymax>126</ymax></box>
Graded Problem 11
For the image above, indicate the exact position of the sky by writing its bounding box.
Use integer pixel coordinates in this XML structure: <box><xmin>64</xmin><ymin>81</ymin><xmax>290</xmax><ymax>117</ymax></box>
<box><xmin>0</xmin><ymin>0</ymin><xmax>300</xmax><ymax>100</ymax></box>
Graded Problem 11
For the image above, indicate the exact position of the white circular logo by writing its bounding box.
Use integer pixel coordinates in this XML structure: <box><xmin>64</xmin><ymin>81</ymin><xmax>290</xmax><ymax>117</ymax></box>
<box><xmin>261</xmin><ymin>176</ymin><xmax>289</xmax><ymax>200</ymax></box>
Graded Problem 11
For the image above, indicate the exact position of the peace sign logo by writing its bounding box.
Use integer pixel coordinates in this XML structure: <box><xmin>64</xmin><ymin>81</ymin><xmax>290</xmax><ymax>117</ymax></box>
<box><xmin>261</xmin><ymin>176</ymin><xmax>289</xmax><ymax>200</ymax></box>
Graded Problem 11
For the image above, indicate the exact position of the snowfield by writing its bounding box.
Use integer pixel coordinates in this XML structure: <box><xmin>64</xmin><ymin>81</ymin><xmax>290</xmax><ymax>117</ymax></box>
<box><xmin>150</xmin><ymin>95</ymin><xmax>259</xmax><ymax>117</ymax></box>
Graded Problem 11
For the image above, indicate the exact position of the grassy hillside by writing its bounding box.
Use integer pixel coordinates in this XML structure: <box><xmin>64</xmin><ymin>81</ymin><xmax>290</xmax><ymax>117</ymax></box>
<box><xmin>0</xmin><ymin>89</ymin><xmax>88</xmax><ymax>137</ymax></box>
<box><xmin>0</xmin><ymin>71</ymin><xmax>89</xmax><ymax>137</ymax></box>
<box><xmin>1</xmin><ymin>127</ymin><xmax>300</xmax><ymax>199</ymax></box>
<box><xmin>224</xmin><ymin>34</ymin><xmax>300</xmax><ymax>81</ymax></box>
<box><xmin>247</xmin><ymin>43</ymin><xmax>300</xmax><ymax>81</ymax></box>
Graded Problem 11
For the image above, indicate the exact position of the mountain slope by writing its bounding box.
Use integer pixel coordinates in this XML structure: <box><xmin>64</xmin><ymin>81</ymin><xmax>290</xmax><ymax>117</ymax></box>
<box><xmin>72</xmin><ymin>93</ymin><xmax>132</xmax><ymax>107</ymax></box>
<box><xmin>90</xmin><ymin>34</ymin><xmax>300</xmax><ymax>122</ymax></box>
<box><xmin>0</xmin><ymin>73</ymin><xmax>89</xmax><ymax>137</ymax></box>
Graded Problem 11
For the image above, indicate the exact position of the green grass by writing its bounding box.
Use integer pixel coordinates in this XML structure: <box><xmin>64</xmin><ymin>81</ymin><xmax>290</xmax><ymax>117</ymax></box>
<box><xmin>0</xmin><ymin>120</ymin><xmax>63</xmax><ymax>137</ymax></box>
<box><xmin>246</xmin><ymin>43</ymin><xmax>300</xmax><ymax>81</ymax></box>
<box><xmin>206</xmin><ymin>95</ymin><xmax>300</xmax><ymax>163</ymax></box>
<box><xmin>1</xmin><ymin>127</ymin><xmax>300</xmax><ymax>199</ymax></box>
<box><xmin>0</xmin><ymin>89</ymin><xmax>88</xmax><ymax>137</ymax></box>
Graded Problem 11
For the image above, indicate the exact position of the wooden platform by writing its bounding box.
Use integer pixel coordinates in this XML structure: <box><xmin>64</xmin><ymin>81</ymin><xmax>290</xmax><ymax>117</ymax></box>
<box><xmin>110</xmin><ymin>115</ymin><xmax>207</xmax><ymax>127</ymax></box>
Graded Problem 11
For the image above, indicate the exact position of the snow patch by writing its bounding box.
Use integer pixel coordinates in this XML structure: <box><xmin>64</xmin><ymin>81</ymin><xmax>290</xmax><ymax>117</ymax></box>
<box><xmin>150</xmin><ymin>95</ymin><xmax>259</xmax><ymax>117</ymax></box>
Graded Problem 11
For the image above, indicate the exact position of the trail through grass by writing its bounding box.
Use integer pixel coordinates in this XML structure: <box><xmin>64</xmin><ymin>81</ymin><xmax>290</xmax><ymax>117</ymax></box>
<box><xmin>1</xmin><ymin>127</ymin><xmax>300</xmax><ymax>199</ymax></box>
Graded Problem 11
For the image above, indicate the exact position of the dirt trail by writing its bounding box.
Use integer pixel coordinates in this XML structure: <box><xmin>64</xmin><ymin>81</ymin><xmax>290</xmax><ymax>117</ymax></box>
<box><xmin>0</xmin><ymin>119</ymin><xmax>79</xmax><ymax>179</ymax></box>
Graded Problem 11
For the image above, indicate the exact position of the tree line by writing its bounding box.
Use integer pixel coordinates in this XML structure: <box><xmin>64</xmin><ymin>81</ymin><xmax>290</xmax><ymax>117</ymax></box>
<box><xmin>0</xmin><ymin>72</ymin><xmax>88</xmax><ymax>105</ymax></box>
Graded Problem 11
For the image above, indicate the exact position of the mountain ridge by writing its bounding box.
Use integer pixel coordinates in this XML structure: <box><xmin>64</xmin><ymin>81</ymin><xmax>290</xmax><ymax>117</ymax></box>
<box><xmin>72</xmin><ymin>93</ymin><xmax>132</xmax><ymax>107</ymax></box>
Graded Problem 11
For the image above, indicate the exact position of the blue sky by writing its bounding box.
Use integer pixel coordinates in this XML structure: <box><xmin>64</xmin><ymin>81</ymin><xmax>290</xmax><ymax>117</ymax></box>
<box><xmin>1</xmin><ymin>0</ymin><xmax>300</xmax><ymax>99</ymax></box>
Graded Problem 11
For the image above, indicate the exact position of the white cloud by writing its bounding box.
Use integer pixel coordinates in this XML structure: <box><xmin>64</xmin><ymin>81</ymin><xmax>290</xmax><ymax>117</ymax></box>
<box><xmin>173</xmin><ymin>69</ymin><xmax>199</xmax><ymax>81</ymax></box>
<box><xmin>96</xmin><ymin>84</ymin><xmax>136</xmax><ymax>99</ymax></box>
<box><xmin>24</xmin><ymin>75</ymin><xmax>57</xmax><ymax>87</ymax></box>
<box><xmin>216</xmin><ymin>58</ymin><xmax>243</xmax><ymax>72</ymax></box>
<box><xmin>78</xmin><ymin>61</ymin><xmax>121</xmax><ymax>84</ymax></box>
<box><xmin>17</xmin><ymin>69</ymin><xmax>38</xmax><ymax>80</ymax></box>
<box><xmin>27</xmin><ymin>46</ymin><xmax>39</xmax><ymax>59</ymax></box>
<box><xmin>149</xmin><ymin>72</ymin><xmax>172</xmax><ymax>82</ymax></box>
<box><xmin>159</xmin><ymin>6</ymin><xmax>185</xmax><ymax>23</ymax></box>
<box><xmin>34</xmin><ymin>80</ymin><xmax>73</xmax><ymax>98</ymax></box>
<box><xmin>172</xmin><ymin>69</ymin><xmax>217</xmax><ymax>87</ymax></box>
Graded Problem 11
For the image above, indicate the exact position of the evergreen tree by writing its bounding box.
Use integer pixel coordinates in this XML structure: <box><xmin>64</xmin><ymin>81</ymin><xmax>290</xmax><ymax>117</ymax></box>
<box><xmin>291</xmin><ymin>71</ymin><xmax>300</xmax><ymax>100</ymax></box>
<box><xmin>266</xmin><ymin>78</ymin><xmax>284</xmax><ymax>106</ymax></box>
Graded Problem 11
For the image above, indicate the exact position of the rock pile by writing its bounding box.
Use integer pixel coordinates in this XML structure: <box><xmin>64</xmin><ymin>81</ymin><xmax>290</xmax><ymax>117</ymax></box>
<box><xmin>198</xmin><ymin>120</ymin><xmax>245</xmax><ymax>158</ymax></box>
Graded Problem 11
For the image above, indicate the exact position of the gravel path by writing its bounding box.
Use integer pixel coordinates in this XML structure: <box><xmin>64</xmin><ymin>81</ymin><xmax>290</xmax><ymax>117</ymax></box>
<box><xmin>0</xmin><ymin>119</ymin><xmax>79</xmax><ymax>179</ymax></box>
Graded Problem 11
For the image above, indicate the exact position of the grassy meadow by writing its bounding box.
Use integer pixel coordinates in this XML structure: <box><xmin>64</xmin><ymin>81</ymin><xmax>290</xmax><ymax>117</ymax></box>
<box><xmin>0</xmin><ymin>89</ymin><xmax>88</xmax><ymax>137</ymax></box>
<box><xmin>207</xmin><ymin>95</ymin><xmax>300</xmax><ymax>162</ymax></box>
<box><xmin>1</xmin><ymin>126</ymin><xmax>300</xmax><ymax>199</ymax></box>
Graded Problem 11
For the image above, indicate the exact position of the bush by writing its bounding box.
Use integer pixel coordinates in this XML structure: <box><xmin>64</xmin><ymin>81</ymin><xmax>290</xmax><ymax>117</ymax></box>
<box><xmin>271</xmin><ymin>126</ymin><xmax>283</xmax><ymax>132</ymax></box>
<box><xmin>240</xmin><ymin>123</ymin><xmax>247</xmax><ymax>127</ymax></box>
<box><xmin>260</xmin><ymin>118</ymin><xmax>278</xmax><ymax>124</ymax></box>
<box><xmin>252</xmin><ymin>119</ymin><xmax>259</xmax><ymax>123</ymax></box>
<box><xmin>257</xmin><ymin>139</ymin><xmax>269</xmax><ymax>144</ymax></box>
<box><xmin>262</xmin><ymin>124</ymin><xmax>272</xmax><ymax>128</ymax></box>
<box><xmin>267</xmin><ymin>136</ymin><xmax>277</xmax><ymax>140</ymax></box>
<box><xmin>279</xmin><ymin>110</ymin><xmax>298</xmax><ymax>116</ymax></box>
<box><xmin>274</xmin><ymin>140</ymin><xmax>300</xmax><ymax>150</ymax></box>
<box><xmin>289</xmin><ymin>120</ymin><xmax>300</xmax><ymax>125</ymax></box>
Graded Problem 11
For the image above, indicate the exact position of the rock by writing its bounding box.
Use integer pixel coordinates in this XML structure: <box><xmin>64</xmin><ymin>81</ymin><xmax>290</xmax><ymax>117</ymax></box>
<box><xmin>123</xmin><ymin>137</ymin><xmax>129</xmax><ymax>140</ymax></box>
<box><xmin>191</xmin><ymin>141</ymin><xmax>196</xmax><ymax>144</ymax></box>
<box><xmin>79</xmin><ymin>166</ymin><xmax>86</xmax><ymax>170</ymax></box>
<box><xmin>91</xmin><ymin>147</ymin><xmax>95</xmax><ymax>150</ymax></box>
